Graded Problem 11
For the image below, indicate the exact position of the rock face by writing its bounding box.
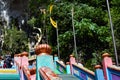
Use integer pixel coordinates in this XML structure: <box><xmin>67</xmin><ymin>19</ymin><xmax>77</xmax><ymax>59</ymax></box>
<box><xmin>0</xmin><ymin>0</ymin><xmax>29</xmax><ymax>29</ymax></box>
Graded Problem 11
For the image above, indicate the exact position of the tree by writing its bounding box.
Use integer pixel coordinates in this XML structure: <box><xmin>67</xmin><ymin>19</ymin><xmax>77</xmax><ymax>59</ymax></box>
<box><xmin>2</xmin><ymin>26</ymin><xmax>28</xmax><ymax>55</ymax></box>
<box><xmin>45</xmin><ymin>1</ymin><xmax>113</xmax><ymax>69</ymax></box>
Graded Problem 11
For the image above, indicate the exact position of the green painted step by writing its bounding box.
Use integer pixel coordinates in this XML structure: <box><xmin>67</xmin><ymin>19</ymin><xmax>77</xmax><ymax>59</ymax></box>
<box><xmin>0</xmin><ymin>73</ymin><xmax>20</xmax><ymax>80</ymax></box>
<box><xmin>58</xmin><ymin>74</ymin><xmax>79</xmax><ymax>80</ymax></box>
<box><xmin>54</xmin><ymin>69</ymin><xmax>62</xmax><ymax>74</ymax></box>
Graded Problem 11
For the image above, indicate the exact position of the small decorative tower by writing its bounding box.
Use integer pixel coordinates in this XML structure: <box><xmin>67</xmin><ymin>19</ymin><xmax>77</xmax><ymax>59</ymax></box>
<box><xmin>35</xmin><ymin>44</ymin><xmax>54</xmax><ymax>80</ymax></box>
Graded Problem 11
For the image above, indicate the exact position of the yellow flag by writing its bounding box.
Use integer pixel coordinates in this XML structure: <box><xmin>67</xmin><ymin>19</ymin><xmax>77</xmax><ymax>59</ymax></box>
<box><xmin>50</xmin><ymin>5</ymin><xmax>53</xmax><ymax>14</ymax></box>
<box><xmin>50</xmin><ymin>17</ymin><xmax>57</xmax><ymax>28</ymax></box>
<box><xmin>49</xmin><ymin>5</ymin><xmax>57</xmax><ymax>28</ymax></box>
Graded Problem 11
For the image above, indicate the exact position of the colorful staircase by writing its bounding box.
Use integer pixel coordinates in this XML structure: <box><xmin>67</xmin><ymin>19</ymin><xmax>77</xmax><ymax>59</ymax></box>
<box><xmin>1</xmin><ymin>44</ymin><xmax>120</xmax><ymax>80</ymax></box>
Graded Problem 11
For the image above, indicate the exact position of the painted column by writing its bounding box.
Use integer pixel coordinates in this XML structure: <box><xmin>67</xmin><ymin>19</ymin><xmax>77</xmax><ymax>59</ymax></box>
<box><xmin>95</xmin><ymin>65</ymin><xmax>105</xmax><ymax>80</ymax></box>
<box><xmin>21</xmin><ymin>52</ymin><xmax>29</xmax><ymax>67</ymax></box>
<box><xmin>102</xmin><ymin>53</ymin><xmax>113</xmax><ymax>80</ymax></box>
<box><xmin>69</xmin><ymin>55</ymin><xmax>76</xmax><ymax>74</ymax></box>
<box><xmin>20</xmin><ymin>52</ymin><xmax>29</xmax><ymax>80</ymax></box>
<box><xmin>66</xmin><ymin>62</ymin><xmax>71</xmax><ymax>74</ymax></box>
<box><xmin>14</xmin><ymin>54</ymin><xmax>22</xmax><ymax>80</ymax></box>
<box><xmin>14</xmin><ymin>54</ymin><xmax>22</xmax><ymax>71</ymax></box>
<box><xmin>35</xmin><ymin>44</ymin><xmax>53</xmax><ymax>80</ymax></box>
<box><xmin>54</xmin><ymin>54</ymin><xmax>59</xmax><ymax>69</ymax></box>
<box><xmin>15</xmin><ymin>54</ymin><xmax>22</xmax><ymax>68</ymax></box>
<box><xmin>14</xmin><ymin>54</ymin><xmax>19</xmax><ymax>68</ymax></box>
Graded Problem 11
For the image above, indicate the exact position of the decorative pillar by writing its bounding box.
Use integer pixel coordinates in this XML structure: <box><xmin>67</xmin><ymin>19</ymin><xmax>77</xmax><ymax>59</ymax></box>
<box><xmin>54</xmin><ymin>54</ymin><xmax>59</xmax><ymax>61</ymax></box>
<box><xmin>14</xmin><ymin>53</ymin><xmax>22</xmax><ymax>69</ymax></box>
<box><xmin>69</xmin><ymin>55</ymin><xmax>76</xmax><ymax>74</ymax></box>
<box><xmin>95</xmin><ymin>65</ymin><xmax>105</xmax><ymax>80</ymax></box>
<box><xmin>14</xmin><ymin>53</ymin><xmax>22</xmax><ymax>80</ymax></box>
<box><xmin>14</xmin><ymin>54</ymin><xmax>18</xmax><ymax>67</ymax></box>
<box><xmin>21</xmin><ymin>52</ymin><xmax>29</xmax><ymax>67</ymax></box>
<box><xmin>21</xmin><ymin>52</ymin><xmax>29</xmax><ymax>80</ymax></box>
<box><xmin>66</xmin><ymin>62</ymin><xmax>71</xmax><ymax>74</ymax></box>
<box><xmin>54</xmin><ymin>54</ymin><xmax>59</xmax><ymax>69</ymax></box>
<box><xmin>35</xmin><ymin>44</ymin><xmax>53</xmax><ymax>80</ymax></box>
<box><xmin>102</xmin><ymin>53</ymin><xmax>113</xmax><ymax>80</ymax></box>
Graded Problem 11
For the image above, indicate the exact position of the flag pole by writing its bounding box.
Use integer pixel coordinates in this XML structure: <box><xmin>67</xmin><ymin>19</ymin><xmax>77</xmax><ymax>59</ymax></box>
<box><xmin>49</xmin><ymin>5</ymin><xmax>60</xmax><ymax>59</ymax></box>
<box><xmin>56</xmin><ymin>22</ymin><xmax>60</xmax><ymax>59</ymax></box>
<box><xmin>106</xmin><ymin>0</ymin><xmax>119</xmax><ymax>66</ymax></box>
<box><xmin>71</xmin><ymin>7</ymin><xmax>78</xmax><ymax>63</ymax></box>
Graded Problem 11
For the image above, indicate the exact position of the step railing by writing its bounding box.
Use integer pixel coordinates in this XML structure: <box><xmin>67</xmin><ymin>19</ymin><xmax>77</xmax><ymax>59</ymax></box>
<box><xmin>15</xmin><ymin>52</ymin><xmax>36</xmax><ymax>80</ymax></box>
<box><xmin>56</xmin><ymin>61</ymin><xmax>66</xmax><ymax>74</ymax></box>
<box><xmin>72</xmin><ymin>63</ymin><xmax>95</xmax><ymax>80</ymax></box>
<box><xmin>39</xmin><ymin>67</ymin><xmax>62</xmax><ymax>80</ymax></box>
<box><xmin>14</xmin><ymin>44</ymin><xmax>120</xmax><ymax>80</ymax></box>
<box><xmin>54</xmin><ymin>54</ymin><xmax>105</xmax><ymax>80</ymax></box>
<box><xmin>107</xmin><ymin>66</ymin><xmax>120</xmax><ymax>80</ymax></box>
<box><xmin>102</xmin><ymin>53</ymin><xmax>120</xmax><ymax>80</ymax></box>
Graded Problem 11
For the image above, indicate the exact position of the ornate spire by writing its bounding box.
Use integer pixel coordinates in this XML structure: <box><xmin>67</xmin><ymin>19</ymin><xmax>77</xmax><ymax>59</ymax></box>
<box><xmin>35</xmin><ymin>44</ymin><xmax>52</xmax><ymax>55</ymax></box>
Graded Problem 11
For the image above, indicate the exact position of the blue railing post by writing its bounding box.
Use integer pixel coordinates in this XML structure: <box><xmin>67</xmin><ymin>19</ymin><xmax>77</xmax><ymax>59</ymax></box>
<box><xmin>95</xmin><ymin>65</ymin><xmax>105</xmax><ymax>80</ymax></box>
<box><xmin>54</xmin><ymin>54</ymin><xmax>59</xmax><ymax>69</ymax></box>
<box><xmin>66</xmin><ymin>62</ymin><xmax>71</xmax><ymax>74</ymax></box>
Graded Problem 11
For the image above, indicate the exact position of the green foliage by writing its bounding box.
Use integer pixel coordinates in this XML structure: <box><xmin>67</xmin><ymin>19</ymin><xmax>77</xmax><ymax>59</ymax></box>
<box><xmin>27</xmin><ymin>17</ymin><xmax>36</xmax><ymax>27</ymax></box>
<box><xmin>45</xmin><ymin>1</ymin><xmax>114</xmax><ymax>70</ymax></box>
<box><xmin>2</xmin><ymin>0</ymin><xmax>117</xmax><ymax>70</ymax></box>
<box><xmin>2</xmin><ymin>27</ymin><xmax>29</xmax><ymax>54</ymax></box>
